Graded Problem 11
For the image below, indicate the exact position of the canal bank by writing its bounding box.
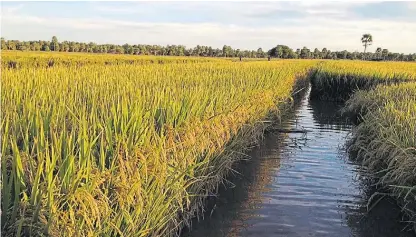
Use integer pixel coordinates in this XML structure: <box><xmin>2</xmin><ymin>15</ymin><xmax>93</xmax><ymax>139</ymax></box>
<box><xmin>183</xmin><ymin>88</ymin><xmax>414</xmax><ymax>237</ymax></box>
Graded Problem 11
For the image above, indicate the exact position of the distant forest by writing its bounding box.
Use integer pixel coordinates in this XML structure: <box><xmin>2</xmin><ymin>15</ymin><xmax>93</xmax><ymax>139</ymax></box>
<box><xmin>2</xmin><ymin>36</ymin><xmax>415</xmax><ymax>61</ymax></box>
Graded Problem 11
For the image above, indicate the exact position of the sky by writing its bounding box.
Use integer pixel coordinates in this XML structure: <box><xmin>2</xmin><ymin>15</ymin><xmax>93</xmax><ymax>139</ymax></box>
<box><xmin>1</xmin><ymin>1</ymin><xmax>416</xmax><ymax>53</ymax></box>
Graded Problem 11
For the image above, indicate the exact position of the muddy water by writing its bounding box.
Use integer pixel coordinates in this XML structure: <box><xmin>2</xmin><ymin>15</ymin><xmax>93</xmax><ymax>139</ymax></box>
<box><xmin>183</xmin><ymin>90</ymin><xmax>414</xmax><ymax>237</ymax></box>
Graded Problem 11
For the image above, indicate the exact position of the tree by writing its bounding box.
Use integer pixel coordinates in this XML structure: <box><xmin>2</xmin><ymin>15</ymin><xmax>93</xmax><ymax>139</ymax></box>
<box><xmin>79</xmin><ymin>43</ymin><xmax>87</xmax><ymax>52</ymax></box>
<box><xmin>268</xmin><ymin>45</ymin><xmax>294</xmax><ymax>59</ymax></box>
<box><xmin>341</xmin><ymin>50</ymin><xmax>348</xmax><ymax>59</ymax></box>
<box><xmin>256</xmin><ymin>48</ymin><xmax>264</xmax><ymax>58</ymax></box>
<box><xmin>69</xmin><ymin>42</ymin><xmax>79</xmax><ymax>52</ymax></box>
<box><xmin>300</xmin><ymin>47</ymin><xmax>310</xmax><ymax>59</ymax></box>
<box><xmin>17</xmin><ymin>42</ymin><xmax>27</xmax><ymax>51</ymax></box>
<box><xmin>321</xmin><ymin>48</ymin><xmax>328</xmax><ymax>59</ymax></box>
<box><xmin>1</xmin><ymin>37</ymin><xmax>6</xmax><ymax>50</ymax></box>
<box><xmin>313</xmin><ymin>48</ymin><xmax>321</xmax><ymax>59</ymax></box>
<box><xmin>62</xmin><ymin>42</ymin><xmax>70</xmax><ymax>52</ymax></box>
<box><xmin>1</xmin><ymin>36</ymin><xmax>413</xmax><ymax>62</ymax></box>
<box><xmin>122</xmin><ymin>43</ymin><xmax>133</xmax><ymax>54</ymax></box>
<box><xmin>32</xmin><ymin>42</ymin><xmax>41</xmax><ymax>51</ymax></box>
<box><xmin>281</xmin><ymin>45</ymin><xmax>294</xmax><ymax>58</ymax></box>
<box><xmin>276</xmin><ymin>45</ymin><xmax>283</xmax><ymax>58</ymax></box>
<box><xmin>115</xmin><ymin>46</ymin><xmax>124</xmax><ymax>54</ymax></box>
<box><xmin>235</xmin><ymin>49</ymin><xmax>241</xmax><ymax>57</ymax></box>
<box><xmin>208</xmin><ymin>46</ymin><xmax>213</xmax><ymax>57</ymax></box>
<box><xmin>350</xmin><ymin>51</ymin><xmax>359</xmax><ymax>60</ymax></box>
<box><xmin>222</xmin><ymin>45</ymin><xmax>232</xmax><ymax>57</ymax></box>
<box><xmin>382</xmin><ymin>49</ymin><xmax>389</xmax><ymax>60</ymax></box>
<box><xmin>375</xmin><ymin>47</ymin><xmax>382</xmax><ymax>60</ymax></box>
<box><xmin>7</xmin><ymin>40</ymin><xmax>16</xmax><ymax>50</ymax></box>
<box><xmin>361</xmin><ymin>34</ymin><xmax>372</xmax><ymax>53</ymax></box>
<box><xmin>51</xmin><ymin>36</ymin><xmax>59</xmax><ymax>52</ymax></box>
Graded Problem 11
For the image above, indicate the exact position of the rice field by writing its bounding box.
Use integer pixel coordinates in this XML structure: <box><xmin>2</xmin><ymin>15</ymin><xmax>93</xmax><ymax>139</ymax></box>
<box><xmin>1</xmin><ymin>52</ymin><xmax>316</xmax><ymax>236</ymax></box>
<box><xmin>345</xmin><ymin>83</ymin><xmax>416</xmax><ymax>225</ymax></box>
<box><xmin>2</xmin><ymin>51</ymin><xmax>416</xmax><ymax>236</ymax></box>
<box><xmin>1</xmin><ymin>51</ymin><xmax>224</xmax><ymax>69</ymax></box>
<box><xmin>310</xmin><ymin>60</ymin><xmax>416</xmax><ymax>101</ymax></box>
<box><xmin>314</xmin><ymin>62</ymin><xmax>416</xmax><ymax>228</ymax></box>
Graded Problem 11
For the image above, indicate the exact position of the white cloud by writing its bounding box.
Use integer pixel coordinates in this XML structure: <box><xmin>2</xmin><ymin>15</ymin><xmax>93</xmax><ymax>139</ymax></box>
<box><xmin>408</xmin><ymin>2</ymin><xmax>416</xmax><ymax>11</ymax></box>
<box><xmin>1</xmin><ymin>1</ymin><xmax>415</xmax><ymax>53</ymax></box>
<box><xmin>1</xmin><ymin>3</ymin><xmax>25</xmax><ymax>14</ymax></box>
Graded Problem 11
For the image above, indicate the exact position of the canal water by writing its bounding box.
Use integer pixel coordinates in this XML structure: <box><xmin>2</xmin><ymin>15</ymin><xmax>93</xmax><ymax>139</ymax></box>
<box><xmin>183</xmin><ymin>89</ymin><xmax>413</xmax><ymax>237</ymax></box>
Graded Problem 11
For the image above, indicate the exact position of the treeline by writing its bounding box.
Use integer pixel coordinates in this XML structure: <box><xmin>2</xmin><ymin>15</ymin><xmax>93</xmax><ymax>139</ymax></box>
<box><xmin>1</xmin><ymin>37</ymin><xmax>415</xmax><ymax>61</ymax></box>
<box><xmin>268</xmin><ymin>45</ymin><xmax>416</xmax><ymax>61</ymax></box>
<box><xmin>1</xmin><ymin>37</ymin><xmax>267</xmax><ymax>58</ymax></box>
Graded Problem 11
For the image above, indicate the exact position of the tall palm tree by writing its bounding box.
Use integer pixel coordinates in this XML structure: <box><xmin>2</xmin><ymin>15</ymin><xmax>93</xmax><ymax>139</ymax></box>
<box><xmin>361</xmin><ymin>34</ymin><xmax>373</xmax><ymax>53</ymax></box>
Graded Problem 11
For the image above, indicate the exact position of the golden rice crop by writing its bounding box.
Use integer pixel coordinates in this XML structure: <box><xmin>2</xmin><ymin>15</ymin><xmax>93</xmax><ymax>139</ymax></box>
<box><xmin>1</xmin><ymin>51</ymin><xmax>223</xmax><ymax>69</ymax></box>
<box><xmin>345</xmin><ymin>83</ymin><xmax>416</xmax><ymax>224</ymax></box>
<box><xmin>1</xmin><ymin>52</ymin><xmax>316</xmax><ymax>236</ymax></box>
<box><xmin>344</xmin><ymin>82</ymin><xmax>416</xmax><ymax>119</ymax></box>
<box><xmin>310</xmin><ymin>60</ymin><xmax>416</xmax><ymax>227</ymax></box>
<box><xmin>310</xmin><ymin>60</ymin><xmax>416</xmax><ymax>101</ymax></box>
<box><xmin>5</xmin><ymin>51</ymin><xmax>415</xmax><ymax>236</ymax></box>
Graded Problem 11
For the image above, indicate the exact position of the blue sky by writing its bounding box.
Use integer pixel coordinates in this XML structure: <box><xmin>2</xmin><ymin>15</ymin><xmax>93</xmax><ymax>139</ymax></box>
<box><xmin>1</xmin><ymin>1</ymin><xmax>416</xmax><ymax>53</ymax></box>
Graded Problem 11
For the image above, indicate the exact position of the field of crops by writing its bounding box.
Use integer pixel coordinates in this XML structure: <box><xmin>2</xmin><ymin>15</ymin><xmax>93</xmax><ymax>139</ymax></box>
<box><xmin>344</xmin><ymin>83</ymin><xmax>416</xmax><ymax>225</ymax></box>
<box><xmin>310</xmin><ymin>60</ymin><xmax>416</xmax><ymax>101</ymax></box>
<box><xmin>1</xmin><ymin>52</ymin><xmax>316</xmax><ymax>236</ymax></box>
<box><xmin>1</xmin><ymin>51</ymin><xmax>224</xmax><ymax>69</ymax></box>
<box><xmin>2</xmin><ymin>51</ymin><xmax>416</xmax><ymax>236</ymax></box>
<box><xmin>313</xmin><ymin>62</ymin><xmax>416</xmax><ymax>228</ymax></box>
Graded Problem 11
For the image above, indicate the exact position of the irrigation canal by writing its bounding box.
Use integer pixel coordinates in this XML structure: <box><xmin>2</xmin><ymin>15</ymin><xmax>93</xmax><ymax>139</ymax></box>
<box><xmin>183</xmin><ymin>89</ymin><xmax>414</xmax><ymax>237</ymax></box>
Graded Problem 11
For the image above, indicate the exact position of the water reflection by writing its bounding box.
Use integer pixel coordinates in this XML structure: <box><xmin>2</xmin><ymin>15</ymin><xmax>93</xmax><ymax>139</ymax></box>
<box><xmin>183</xmin><ymin>89</ymin><xmax>413</xmax><ymax>237</ymax></box>
<box><xmin>181</xmin><ymin>132</ymin><xmax>288</xmax><ymax>237</ymax></box>
<box><xmin>309</xmin><ymin>99</ymin><xmax>351</xmax><ymax>131</ymax></box>
<box><xmin>344</xmin><ymin>170</ymin><xmax>414</xmax><ymax>236</ymax></box>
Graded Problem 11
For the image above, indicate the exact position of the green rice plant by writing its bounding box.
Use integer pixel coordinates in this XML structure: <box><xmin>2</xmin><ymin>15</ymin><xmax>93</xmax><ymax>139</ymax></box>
<box><xmin>1</xmin><ymin>53</ymin><xmax>316</xmax><ymax>236</ymax></box>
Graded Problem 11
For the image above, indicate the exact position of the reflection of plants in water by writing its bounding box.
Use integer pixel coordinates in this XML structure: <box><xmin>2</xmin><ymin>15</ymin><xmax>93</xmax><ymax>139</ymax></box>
<box><xmin>184</xmin><ymin>93</ymin><xmax>308</xmax><ymax>237</ymax></box>
<box><xmin>224</xmin><ymin>94</ymin><xmax>314</xmax><ymax>236</ymax></box>
<box><xmin>183</xmin><ymin>132</ymin><xmax>287</xmax><ymax>237</ymax></box>
<box><xmin>187</xmin><ymin>88</ymin><xmax>414</xmax><ymax>237</ymax></box>
<box><xmin>227</xmin><ymin>138</ymin><xmax>286</xmax><ymax>236</ymax></box>
<box><xmin>313</xmin><ymin>108</ymin><xmax>415</xmax><ymax>237</ymax></box>
<box><xmin>342</xmin><ymin>155</ymin><xmax>415</xmax><ymax>237</ymax></box>
<box><xmin>284</xmin><ymin>134</ymin><xmax>309</xmax><ymax>150</ymax></box>
<box><xmin>309</xmin><ymin>98</ymin><xmax>353</xmax><ymax>131</ymax></box>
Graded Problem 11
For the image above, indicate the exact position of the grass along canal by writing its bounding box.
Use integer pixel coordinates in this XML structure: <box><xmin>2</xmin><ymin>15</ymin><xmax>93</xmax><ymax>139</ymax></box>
<box><xmin>183</xmin><ymin>88</ymin><xmax>414</xmax><ymax>237</ymax></box>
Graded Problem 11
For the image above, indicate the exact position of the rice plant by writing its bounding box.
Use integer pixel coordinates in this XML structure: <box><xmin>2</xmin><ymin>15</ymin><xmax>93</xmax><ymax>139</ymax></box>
<box><xmin>310</xmin><ymin>60</ymin><xmax>416</xmax><ymax>101</ymax></box>
<box><xmin>1</xmin><ymin>51</ymin><xmax>224</xmax><ymax>69</ymax></box>
<box><xmin>1</xmin><ymin>52</ymin><xmax>316</xmax><ymax>236</ymax></box>
<box><xmin>308</xmin><ymin>60</ymin><xmax>416</xmax><ymax>228</ymax></box>
<box><xmin>344</xmin><ymin>83</ymin><xmax>416</xmax><ymax>228</ymax></box>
